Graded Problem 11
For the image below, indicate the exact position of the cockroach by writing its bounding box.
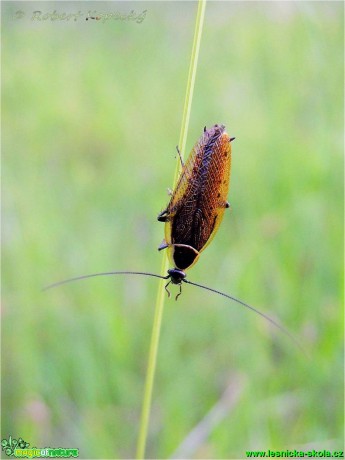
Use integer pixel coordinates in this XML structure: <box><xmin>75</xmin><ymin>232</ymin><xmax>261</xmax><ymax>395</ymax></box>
<box><xmin>44</xmin><ymin>124</ymin><xmax>303</xmax><ymax>350</ymax></box>
<box><xmin>157</xmin><ymin>124</ymin><xmax>233</xmax><ymax>298</ymax></box>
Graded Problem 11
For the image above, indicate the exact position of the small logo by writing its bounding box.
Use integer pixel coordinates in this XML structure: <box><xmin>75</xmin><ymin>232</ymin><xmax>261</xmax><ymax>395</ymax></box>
<box><xmin>1</xmin><ymin>436</ymin><xmax>79</xmax><ymax>458</ymax></box>
<box><xmin>1</xmin><ymin>436</ymin><xmax>29</xmax><ymax>457</ymax></box>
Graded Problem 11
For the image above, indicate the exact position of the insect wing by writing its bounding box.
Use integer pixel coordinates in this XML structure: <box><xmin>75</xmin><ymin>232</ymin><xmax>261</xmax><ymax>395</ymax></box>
<box><xmin>164</xmin><ymin>125</ymin><xmax>232</xmax><ymax>262</ymax></box>
<box><xmin>197</xmin><ymin>127</ymin><xmax>231</xmax><ymax>253</ymax></box>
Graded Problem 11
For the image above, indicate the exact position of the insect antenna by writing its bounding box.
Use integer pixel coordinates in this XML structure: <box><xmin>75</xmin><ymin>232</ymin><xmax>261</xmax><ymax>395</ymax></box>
<box><xmin>183</xmin><ymin>279</ymin><xmax>306</xmax><ymax>355</ymax></box>
<box><xmin>43</xmin><ymin>271</ymin><xmax>170</xmax><ymax>291</ymax></box>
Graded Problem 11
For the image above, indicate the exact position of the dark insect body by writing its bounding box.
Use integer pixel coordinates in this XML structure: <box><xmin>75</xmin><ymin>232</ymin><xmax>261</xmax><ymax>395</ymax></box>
<box><xmin>44</xmin><ymin>124</ymin><xmax>304</xmax><ymax>352</ymax></box>
<box><xmin>157</xmin><ymin>124</ymin><xmax>233</xmax><ymax>295</ymax></box>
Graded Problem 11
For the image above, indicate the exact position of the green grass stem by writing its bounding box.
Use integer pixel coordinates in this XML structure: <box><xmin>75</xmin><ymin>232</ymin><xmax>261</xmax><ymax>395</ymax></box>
<box><xmin>135</xmin><ymin>1</ymin><xmax>207</xmax><ymax>458</ymax></box>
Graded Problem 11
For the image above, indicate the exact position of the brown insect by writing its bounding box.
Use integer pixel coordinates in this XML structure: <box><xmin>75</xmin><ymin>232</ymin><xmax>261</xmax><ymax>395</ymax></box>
<box><xmin>157</xmin><ymin>124</ymin><xmax>234</xmax><ymax>297</ymax></box>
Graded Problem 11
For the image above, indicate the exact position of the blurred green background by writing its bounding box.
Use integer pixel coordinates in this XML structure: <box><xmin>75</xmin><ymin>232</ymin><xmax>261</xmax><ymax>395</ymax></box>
<box><xmin>2</xmin><ymin>1</ymin><xmax>343</xmax><ymax>459</ymax></box>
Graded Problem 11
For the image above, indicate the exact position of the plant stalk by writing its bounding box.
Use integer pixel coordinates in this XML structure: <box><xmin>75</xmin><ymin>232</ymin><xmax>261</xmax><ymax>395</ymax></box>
<box><xmin>135</xmin><ymin>1</ymin><xmax>206</xmax><ymax>458</ymax></box>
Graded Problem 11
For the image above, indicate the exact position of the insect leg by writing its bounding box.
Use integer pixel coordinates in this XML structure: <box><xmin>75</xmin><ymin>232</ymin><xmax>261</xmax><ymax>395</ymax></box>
<box><xmin>218</xmin><ymin>201</ymin><xmax>231</xmax><ymax>209</ymax></box>
<box><xmin>157</xmin><ymin>209</ymin><xmax>168</xmax><ymax>222</ymax></box>
<box><xmin>158</xmin><ymin>239</ymin><xmax>169</xmax><ymax>251</ymax></box>
<box><xmin>164</xmin><ymin>280</ymin><xmax>172</xmax><ymax>298</ymax></box>
<box><xmin>176</xmin><ymin>146</ymin><xmax>184</xmax><ymax>168</ymax></box>
<box><xmin>175</xmin><ymin>283</ymin><xmax>182</xmax><ymax>301</ymax></box>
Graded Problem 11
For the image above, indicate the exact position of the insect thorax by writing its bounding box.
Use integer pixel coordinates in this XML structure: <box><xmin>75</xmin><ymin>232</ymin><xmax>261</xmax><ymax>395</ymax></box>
<box><xmin>167</xmin><ymin>268</ymin><xmax>186</xmax><ymax>284</ymax></box>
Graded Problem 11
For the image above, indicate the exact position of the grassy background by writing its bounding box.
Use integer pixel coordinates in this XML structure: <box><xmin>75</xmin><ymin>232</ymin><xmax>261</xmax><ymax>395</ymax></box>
<box><xmin>2</xmin><ymin>1</ymin><xmax>343</xmax><ymax>458</ymax></box>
